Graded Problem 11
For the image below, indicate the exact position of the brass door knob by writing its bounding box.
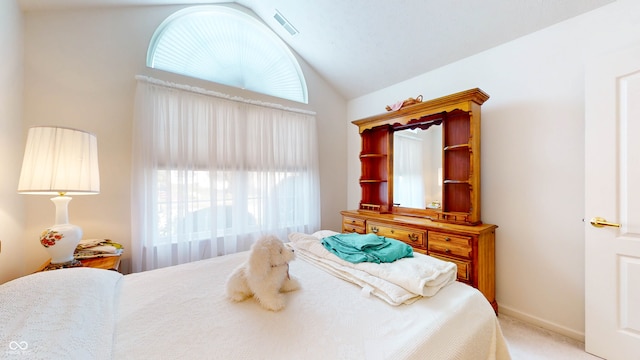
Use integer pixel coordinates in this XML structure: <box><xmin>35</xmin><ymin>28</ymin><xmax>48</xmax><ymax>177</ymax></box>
<box><xmin>590</xmin><ymin>217</ymin><xmax>621</xmax><ymax>228</ymax></box>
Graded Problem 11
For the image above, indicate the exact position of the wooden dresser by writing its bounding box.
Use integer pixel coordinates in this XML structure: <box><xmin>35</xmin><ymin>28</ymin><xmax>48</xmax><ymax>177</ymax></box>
<box><xmin>342</xmin><ymin>210</ymin><xmax>497</xmax><ymax>312</ymax></box>
<box><xmin>344</xmin><ymin>88</ymin><xmax>498</xmax><ymax>313</ymax></box>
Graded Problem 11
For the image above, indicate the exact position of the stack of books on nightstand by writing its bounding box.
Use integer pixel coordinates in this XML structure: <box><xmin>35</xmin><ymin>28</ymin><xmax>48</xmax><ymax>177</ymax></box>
<box><xmin>74</xmin><ymin>239</ymin><xmax>124</xmax><ymax>259</ymax></box>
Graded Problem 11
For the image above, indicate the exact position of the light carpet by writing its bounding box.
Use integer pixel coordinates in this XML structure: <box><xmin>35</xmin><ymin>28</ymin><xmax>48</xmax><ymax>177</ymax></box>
<box><xmin>498</xmin><ymin>314</ymin><xmax>602</xmax><ymax>359</ymax></box>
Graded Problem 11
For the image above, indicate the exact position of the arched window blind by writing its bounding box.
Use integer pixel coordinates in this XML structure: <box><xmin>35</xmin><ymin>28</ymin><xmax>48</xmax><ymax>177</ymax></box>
<box><xmin>147</xmin><ymin>5</ymin><xmax>308</xmax><ymax>104</ymax></box>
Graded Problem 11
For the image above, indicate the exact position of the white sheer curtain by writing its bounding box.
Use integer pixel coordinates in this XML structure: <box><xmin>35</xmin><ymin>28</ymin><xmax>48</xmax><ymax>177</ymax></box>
<box><xmin>393</xmin><ymin>132</ymin><xmax>425</xmax><ymax>208</ymax></box>
<box><xmin>131</xmin><ymin>78</ymin><xmax>320</xmax><ymax>272</ymax></box>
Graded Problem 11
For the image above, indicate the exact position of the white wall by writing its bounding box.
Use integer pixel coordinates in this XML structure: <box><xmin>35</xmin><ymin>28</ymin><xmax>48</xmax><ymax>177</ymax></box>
<box><xmin>21</xmin><ymin>4</ymin><xmax>347</xmax><ymax>275</ymax></box>
<box><xmin>347</xmin><ymin>0</ymin><xmax>640</xmax><ymax>340</ymax></box>
<box><xmin>0</xmin><ymin>1</ymin><xmax>25</xmax><ymax>283</ymax></box>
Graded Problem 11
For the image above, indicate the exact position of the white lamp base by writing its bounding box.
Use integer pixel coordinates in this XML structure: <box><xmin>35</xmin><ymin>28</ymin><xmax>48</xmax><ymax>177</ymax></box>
<box><xmin>40</xmin><ymin>196</ymin><xmax>83</xmax><ymax>265</ymax></box>
<box><xmin>40</xmin><ymin>224</ymin><xmax>83</xmax><ymax>264</ymax></box>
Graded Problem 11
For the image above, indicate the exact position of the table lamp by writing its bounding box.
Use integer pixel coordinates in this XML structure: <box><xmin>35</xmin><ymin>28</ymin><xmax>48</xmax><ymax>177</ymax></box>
<box><xmin>18</xmin><ymin>126</ymin><xmax>100</xmax><ymax>269</ymax></box>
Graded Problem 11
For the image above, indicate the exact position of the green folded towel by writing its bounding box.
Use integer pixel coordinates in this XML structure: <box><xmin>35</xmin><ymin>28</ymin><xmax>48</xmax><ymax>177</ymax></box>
<box><xmin>321</xmin><ymin>233</ymin><xmax>413</xmax><ymax>264</ymax></box>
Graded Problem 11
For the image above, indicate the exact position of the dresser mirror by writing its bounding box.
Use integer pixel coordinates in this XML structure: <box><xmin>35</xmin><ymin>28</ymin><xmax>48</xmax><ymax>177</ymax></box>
<box><xmin>353</xmin><ymin>88</ymin><xmax>488</xmax><ymax>225</ymax></box>
<box><xmin>392</xmin><ymin>125</ymin><xmax>442</xmax><ymax>212</ymax></box>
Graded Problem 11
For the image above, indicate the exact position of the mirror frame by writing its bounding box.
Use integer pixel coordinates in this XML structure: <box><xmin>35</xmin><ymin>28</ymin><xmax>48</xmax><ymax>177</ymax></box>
<box><xmin>391</xmin><ymin>112</ymin><xmax>445</xmax><ymax>219</ymax></box>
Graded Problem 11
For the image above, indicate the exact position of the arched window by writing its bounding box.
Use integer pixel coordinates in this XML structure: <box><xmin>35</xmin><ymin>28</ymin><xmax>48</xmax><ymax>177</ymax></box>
<box><xmin>147</xmin><ymin>5</ymin><xmax>308</xmax><ymax>103</ymax></box>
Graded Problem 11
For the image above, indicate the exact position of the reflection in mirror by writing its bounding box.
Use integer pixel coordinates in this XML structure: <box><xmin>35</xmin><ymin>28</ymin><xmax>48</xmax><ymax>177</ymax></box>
<box><xmin>393</xmin><ymin>125</ymin><xmax>442</xmax><ymax>210</ymax></box>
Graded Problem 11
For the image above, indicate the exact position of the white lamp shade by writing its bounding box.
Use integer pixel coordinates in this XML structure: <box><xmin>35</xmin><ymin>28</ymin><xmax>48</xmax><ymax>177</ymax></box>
<box><xmin>18</xmin><ymin>126</ymin><xmax>100</xmax><ymax>195</ymax></box>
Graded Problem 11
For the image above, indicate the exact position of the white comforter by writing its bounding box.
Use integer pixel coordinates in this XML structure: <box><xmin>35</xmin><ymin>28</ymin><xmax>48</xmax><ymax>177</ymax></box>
<box><xmin>0</xmin><ymin>248</ymin><xmax>511</xmax><ymax>360</ymax></box>
<box><xmin>0</xmin><ymin>268</ymin><xmax>121</xmax><ymax>359</ymax></box>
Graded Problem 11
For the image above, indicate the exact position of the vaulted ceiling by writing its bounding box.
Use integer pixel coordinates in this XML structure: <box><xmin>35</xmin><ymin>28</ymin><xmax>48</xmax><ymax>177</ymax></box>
<box><xmin>19</xmin><ymin>0</ymin><xmax>616</xmax><ymax>100</ymax></box>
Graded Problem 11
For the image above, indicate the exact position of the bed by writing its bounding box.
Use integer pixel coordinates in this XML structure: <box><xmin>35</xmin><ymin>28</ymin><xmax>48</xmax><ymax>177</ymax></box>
<box><xmin>0</xmin><ymin>231</ymin><xmax>511</xmax><ymax>360</ymax></box>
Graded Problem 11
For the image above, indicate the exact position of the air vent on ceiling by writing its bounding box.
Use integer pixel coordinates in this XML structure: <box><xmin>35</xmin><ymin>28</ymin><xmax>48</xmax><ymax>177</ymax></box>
<box><xmin>274</xmin><ymin>10</ymin><xmax>299</xmax><ymax>36</ymax></box>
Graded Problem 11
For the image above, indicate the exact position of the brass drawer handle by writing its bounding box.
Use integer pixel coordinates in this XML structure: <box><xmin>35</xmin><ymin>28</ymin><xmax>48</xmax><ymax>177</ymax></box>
<box><xmin>408</xmin><ymin>233</ymin><xmax>418</xmax><ymax>242</ymax></box>
<box><xmin>445</xmin><ymin>248</ymin><xmax>451</xmax><ymax>253</ymax></box>
<box><xmin>371</xmin><ymin>226</ymin><xmax>379</xmax><ymax>234</ymax></box>
<box><xmin>445</xmin><ymin>237</ymin><xmax>451</xmax><ymax>242</ymax></box>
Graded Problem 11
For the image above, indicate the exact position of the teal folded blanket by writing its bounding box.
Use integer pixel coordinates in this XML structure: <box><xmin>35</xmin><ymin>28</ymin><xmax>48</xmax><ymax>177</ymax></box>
<box><xmin>321</xmin><ymin>233</ymin><xmax>413</xmax><ymax>264</ymax></box>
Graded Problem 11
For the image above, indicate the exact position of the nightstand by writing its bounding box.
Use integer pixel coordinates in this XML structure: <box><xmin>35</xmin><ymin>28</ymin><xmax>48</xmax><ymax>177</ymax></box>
<box><xmin>36</xmin><ymin>254</ymin><xmax>122</xmax><ymax>273</ymax></box>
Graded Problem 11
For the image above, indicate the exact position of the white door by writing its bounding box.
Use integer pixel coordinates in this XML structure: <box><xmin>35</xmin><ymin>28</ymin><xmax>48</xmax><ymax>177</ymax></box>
<box><xmin>585</xmin><ymin>44</ymin><xmax>640</xmax><ymax>359</ymax></box>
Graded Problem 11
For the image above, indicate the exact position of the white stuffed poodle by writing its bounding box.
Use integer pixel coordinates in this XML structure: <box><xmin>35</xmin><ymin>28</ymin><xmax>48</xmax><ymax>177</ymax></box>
<box><xmin>226</xmin><ymin>235</ymin><xmax>300</xmax><ymax>311</ymax></box>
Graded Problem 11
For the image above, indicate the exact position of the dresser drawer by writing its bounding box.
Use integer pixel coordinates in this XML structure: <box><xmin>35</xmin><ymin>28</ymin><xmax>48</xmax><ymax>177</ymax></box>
<box><xmin>343</xmin><ymin>224</ymin><xmax>366</xmax><ymax>234</ymax></box>
<box><xmin>367</xmin><ymin>222</ymin><xmax>426</xmax><ymax>250</ymax></box>
<box><xmin>428</xmin><ymin>231</ymin><xmax>472</xmax><ymax>259</ymax></box>
<box><xmin>342</xmin><ymin>216</ymin><xmax>366</xmax><ymax>234</ymax></box>
<box><xmin>430</xmin><ymin>253</ymin><xmax>471</xmax><ymax>283</ymax></box>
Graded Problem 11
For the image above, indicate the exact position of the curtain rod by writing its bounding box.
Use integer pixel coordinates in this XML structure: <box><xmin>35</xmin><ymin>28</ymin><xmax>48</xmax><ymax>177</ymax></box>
<box><xmin>135</xmin><ymin>75</ymin><xmax>316</xmax><ymax>116</ymax></box>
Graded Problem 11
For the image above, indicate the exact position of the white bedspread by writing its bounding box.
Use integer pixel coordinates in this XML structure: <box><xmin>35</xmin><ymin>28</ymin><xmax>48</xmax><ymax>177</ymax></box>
<box><xmin>0</xmin><ymin>268</ymin><xmax>122</xmax><ymax>360</ymax></box>
<box><xmin>0</xmin><ymin>246</ymin><xmax>510</xmax><ymax>360</ymax></box>
<box><xmin>113</xmin><ymin>251</ymin><xmax>510</xmax><ymax>360</ymax></box>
